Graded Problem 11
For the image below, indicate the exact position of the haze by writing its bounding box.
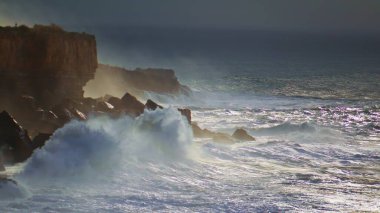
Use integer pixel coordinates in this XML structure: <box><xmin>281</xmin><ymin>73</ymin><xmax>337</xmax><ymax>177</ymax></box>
<box><xmin>1</xmin><ymin>0</ymin><xmax>380</xmax><ymax>35</ymax></box>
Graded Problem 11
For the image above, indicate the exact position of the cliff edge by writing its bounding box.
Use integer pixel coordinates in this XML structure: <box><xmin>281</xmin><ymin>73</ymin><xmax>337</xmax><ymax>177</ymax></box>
<box><xmin>84</xmin><ymin>64</ymin><xmax>190</xmax><ymax>98</ymax></box>
<box><xmin>0</xmin><ymin>24</ymin><xmax>97</xmax><ymax>106</ymax></box>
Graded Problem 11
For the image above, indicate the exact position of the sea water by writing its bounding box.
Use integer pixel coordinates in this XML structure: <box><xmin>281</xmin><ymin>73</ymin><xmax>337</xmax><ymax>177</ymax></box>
<box><xmin>0</xmin><ymin>91</ymin><xmax>379</xmax><ymax>212</ymax></box>
<box><xmin>1</xmin><ymin>28</ymin><xmax>380</xmax><ymax>212</ymax></box>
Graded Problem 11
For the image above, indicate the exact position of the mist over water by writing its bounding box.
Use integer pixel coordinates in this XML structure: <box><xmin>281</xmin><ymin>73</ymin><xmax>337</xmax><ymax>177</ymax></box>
<box><xmin>1</xmin><ymin>27</ymin><xmax>380</xmax><ymax>212</ymax></box>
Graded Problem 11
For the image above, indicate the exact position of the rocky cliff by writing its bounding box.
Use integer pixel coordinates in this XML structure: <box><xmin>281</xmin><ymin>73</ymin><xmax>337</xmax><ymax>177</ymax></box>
<box><xmin>84</xmin><ymin>64</ymin><xmax>190</xmax><ymax>98</ymax></box>
<box><xmin>0</xmin><ymin>24</ymin><xmax>97</xmax><ymax>106</ymax></box>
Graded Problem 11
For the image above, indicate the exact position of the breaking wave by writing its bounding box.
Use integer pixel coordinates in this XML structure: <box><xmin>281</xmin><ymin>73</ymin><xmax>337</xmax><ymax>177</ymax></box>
<box><xmin>18</xmin><ymin>108</ymin><xmax>193</xmax><ymax>179</ymax></box>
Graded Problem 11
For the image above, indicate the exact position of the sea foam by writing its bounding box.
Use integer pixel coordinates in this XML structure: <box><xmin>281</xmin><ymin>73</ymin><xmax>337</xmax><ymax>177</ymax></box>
<box><xmin>18</xmin><ymin>108</ymin><xmax>193</xmax><ymax>179</ymax></box>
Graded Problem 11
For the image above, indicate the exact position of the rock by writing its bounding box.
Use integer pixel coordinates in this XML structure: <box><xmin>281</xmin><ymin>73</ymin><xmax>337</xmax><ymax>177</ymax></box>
<box><xmin>120</xmin><ymin>93</ymin><xmax>145</xmax><ymax>116</ymax></box>
<box><xmin>95</xmin><ymin>101</ymin><xmax>114</xmax><ymax>112</ymax></box>
<box><xmin>145</xmin><ymin>99</ymin><xmax>163</xmax><ymax>111</ymax></box>
<box><xmin>107</xmin><ymin>97</ymin><xmax>124</xmax><ymax>110</ymax></box>
<box><xmin>31</xmin><ymin>133</ymin><xmax>52</xmax><ymax>149</ymax></box>
<box><xmin>178</xmin><ymin>108</ymin><xmax>191</xmax><ymax>123</ymax></box>
<box><xmin>52</xmin><ymin>105</ymin><xmax>74</xmax><ymax>123</ymax></box>
<box><xmin>84</xmin><ymin>64</ymin><xmax>191</xmax><ymax>98</ymax></box>
<box><xmin>0</xmin><ymin>24</ymin><xmax>97</xmax><ymax>107</ymax></box>
<box><xmin>0</xmin><ymin>111</ymin><xmax>33</xmax><ymax>163</ymax></box>
<box><xmin>232</xmin><ymin>128</ymin><xmax>255</xmax><ymax>141</ymax></box>
<box><xmin>0</xmin><ymin>157</ymin><xmax>5</xmax><ymax>171</ymax></box>
<box><xmin>191</xmin><ymin>123</ymin><xmax>234</xmax><ymax>143</ymax></box>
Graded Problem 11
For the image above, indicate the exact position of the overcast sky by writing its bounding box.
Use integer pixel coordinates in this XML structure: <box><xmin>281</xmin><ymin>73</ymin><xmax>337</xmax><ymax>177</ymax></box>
<box><xmin>1</xmin><ymin>0</ymin><xmax>380</xmax><ymax>34</ymax></box>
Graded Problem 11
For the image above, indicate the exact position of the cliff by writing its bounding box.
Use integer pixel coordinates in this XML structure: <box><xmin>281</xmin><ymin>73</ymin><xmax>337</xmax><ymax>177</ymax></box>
<box><xmin>0</xmin><ymin>24</ymin><xmax>97</xmax><ymax>106</ymax></box>
<box><xmin>84</xmin><ymin>64</ymin><xmax>190</xmax><ymax>98</ymax></box>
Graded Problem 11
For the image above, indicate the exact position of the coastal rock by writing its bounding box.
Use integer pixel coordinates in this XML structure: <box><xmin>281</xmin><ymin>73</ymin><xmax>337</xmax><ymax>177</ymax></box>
<box><xmin>31</xmin><ymin>133</ymin><xmax>52</xmax><ymax>149</ymax></box>
<box><xmin>95</xmin><ymin>101</ymin><xmax>114</xmax><ymax>112</ymax></box>
<box><xmin>0</xmin><ymin>24</ymin><xmax>97</xmax><ymax>107</ymax></box>
<box><xmin>232</xmin><ymin>128</ymin><xmax>255</xmax><ymax>141</ymax></box>
<box><xmin>84</xmin><ymin>64</ymin><xmax>191</xmax><ymax>98</ymax></box>
<box><xmin>178</xmin><ymin>108</ymin><xmax>191</xmax><ymax>124</ymax></box>
<box><xmin>0</xmin><ymin>158</ymin><xmax>4</xmax><ymax>171</ymax></box>
<box><xmin>145</xmin><ymin>99</ymin><xmax>163</xmax><ymax>111</ymax></box>
<box><xmin>191</xmin><ymin>123</ymin><xmax>234</xmax><ymax>143</ymax></box>
<box><xmin>120</xmin><ymin>93</ymin><xmax>145</xmax><ymax>116</ymax></box>
<box><xmin>0</xmin><ymin>111</ymin><xmax>33</xmax><ymax>163</ymax></box>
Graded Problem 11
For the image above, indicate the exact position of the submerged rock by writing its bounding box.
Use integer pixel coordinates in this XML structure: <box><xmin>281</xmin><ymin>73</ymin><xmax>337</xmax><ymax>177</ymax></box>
<box><xmin>232</xmin><ymin>128</ymin><xmax>255</xmax><ymax>141</ymax></box>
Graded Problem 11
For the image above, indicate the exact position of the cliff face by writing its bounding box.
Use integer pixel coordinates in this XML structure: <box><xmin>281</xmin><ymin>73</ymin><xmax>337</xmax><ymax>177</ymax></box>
<box><xmin>0</xmin><ymin>24</ymin><xmax>97</xmax><ymax>106</ymax></box>
<box><xmin>84</xmin><ymin>64</ymin><xmax>190</xmax><ymax>98</ymax></box>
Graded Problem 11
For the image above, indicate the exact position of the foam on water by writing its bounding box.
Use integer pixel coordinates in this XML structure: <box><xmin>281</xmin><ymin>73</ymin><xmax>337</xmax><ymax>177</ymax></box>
<box><xmin>0</xmin><ymin>95</ymin><xmax>379</xmax><ymax>212</ymax></box>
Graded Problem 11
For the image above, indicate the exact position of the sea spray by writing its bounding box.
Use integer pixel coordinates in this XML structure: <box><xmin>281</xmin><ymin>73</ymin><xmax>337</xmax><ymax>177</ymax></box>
<box><xmin>18</xmin><ymin>107</ymin><xmax>193</xmax><ymax>180</ymax></box>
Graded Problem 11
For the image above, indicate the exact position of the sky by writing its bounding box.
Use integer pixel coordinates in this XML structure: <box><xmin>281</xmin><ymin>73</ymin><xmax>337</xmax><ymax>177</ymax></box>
<box><xmin>1</xmin><ymin>0</ymin><xmax>380</xmax><ymax>34</ymax></box>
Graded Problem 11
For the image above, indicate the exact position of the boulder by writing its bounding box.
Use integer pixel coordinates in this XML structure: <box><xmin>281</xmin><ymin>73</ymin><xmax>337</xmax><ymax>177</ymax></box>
<box><xmin>145</xmin><ymin>99</ymin><xmax>163</xmax><ymax>111</ymax></box>
<box><xmin>0</xmin><ymin>111</ymin><xmax>33</xmax><ymax>163</ymax></box>
<box><xmin>178</xmin><ymin>108</ymin><xmax>191</xmax><ymax>123</ymax></box>
<box><xmin>232</xmin><ymin>128</ymin><xmax>255</xmax><ymax>141</ymax></box>
<box><xmin>120</xmin><ymin>93</ymin><xmax>145</xmax><ymax>116</ymax></box>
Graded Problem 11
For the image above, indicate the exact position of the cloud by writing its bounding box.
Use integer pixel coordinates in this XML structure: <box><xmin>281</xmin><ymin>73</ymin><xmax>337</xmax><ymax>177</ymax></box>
<box><xmin>1</xmin><ymin>0</ymin><xmax>380</xmax><ymax>33</ymax></box>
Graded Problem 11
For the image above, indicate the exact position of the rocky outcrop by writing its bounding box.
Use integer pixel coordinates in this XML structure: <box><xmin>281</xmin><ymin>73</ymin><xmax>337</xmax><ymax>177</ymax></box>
<box><xmin>192</xmin><ymin>124</ymin><xmax>255</xmax><ymax>143</ymax></box>
<box><xmin>191</xmin><ymin>123</ymin><xmax>234</xmax><ymax>143</ymax></box>
<box><xmin>0</xmin><ymin>24</ymin><xmax>97</xmax><ymax>107</ymax></box>
<box><xmin>0</xmin><ymin>111</ymin><xmax>33</xmax><ymax>163</ymax></box>
<box><xmin>84</xmin><ymin>64</ymin><xmax>190</xmax><ymax>98</ymax></box>
<box><xmin>232</xmin><ymin>128</ymin><xmax>255</xmax><ymax>141</ymax></box>
<box><xmin>145</xmin><ymin>99</ymin><xmax>163</xmax><ymax>111</ymax></box>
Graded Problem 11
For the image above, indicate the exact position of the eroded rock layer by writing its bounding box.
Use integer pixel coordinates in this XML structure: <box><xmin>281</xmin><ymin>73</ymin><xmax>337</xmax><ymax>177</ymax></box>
<box><xmin>0</xmin><ymin>24</ymin><xmax>97</xmax><ymax>106</ymax></box>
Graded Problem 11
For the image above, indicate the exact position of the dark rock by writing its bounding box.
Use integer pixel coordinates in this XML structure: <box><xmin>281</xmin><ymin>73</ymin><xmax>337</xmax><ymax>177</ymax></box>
<box><xmin>232</xmin><ymin>128</ymin><xmax>255</xmax><ymax>141</ymax></box>
<box><xmin>95</xmin><ymin>101</ymin><xmax>114</xmax><ymax>112</ymax></box>
<box><xmin>31</xmin><ymin>133</ymin><xmax>52</xmax><ymax>149</ymax></box>
<box><xmin>145</xmin><ymin>99</ymin><xmax>163</xmax><ymax>111</ymax></box>
<box><xmin>0</xmin><ymin>157</ymin><xmax>5</xmax><ymax>171</ymax></box>
<box><xmin>0</xmin><ymin>24</ymin><xmax>98</xmax><ymax>107</ymax></box>
<box><xmin>120</xmin><ymin>93</ymin><xmax>145</xmax><ymax>116</ymax></box>
<box><xmin>0</xmin><ymin>111</ymin><xmax>33</xmax><ymax>163</ymax></box>
<box><xmin>52</xmin><ymin>104</ymin><xmax>74</xmax><ymax>123</ymax></box>
<box><xmin>107</xmin><ymin>97</ymin><xmax>124</xmax><ymax>110</ymax></box>
<box><xmin>178</xmin><ymin>108</ymin><xmax>191</xmax><ymax>123</ymax></box>
<box><xmin>191</xmin><ymin>123</ymin><xmax>234</xmax><ymax>143</ymax></box>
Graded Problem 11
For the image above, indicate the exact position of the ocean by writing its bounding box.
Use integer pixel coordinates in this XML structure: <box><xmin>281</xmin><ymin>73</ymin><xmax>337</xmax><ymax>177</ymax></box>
<box><xmin>1</xmin><ymin>27</ymin><xmax>379</xmax><ymax>212</ymax></box>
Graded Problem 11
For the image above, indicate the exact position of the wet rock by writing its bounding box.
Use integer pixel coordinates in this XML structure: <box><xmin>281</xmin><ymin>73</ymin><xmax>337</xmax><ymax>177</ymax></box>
<box><xmin>0</xmin><ymin>111</ymin><xmax>33</xmax><ymax>163</ymax></box>
<box><xmin>232</xmin><ymin>128</ymin><xmax>255</xmax><ymax>141</ymax></box>
<box><xmin>178</xmin><ymin>108</ymin><xmax>191</xmax><ymax>124</ymax></box>
<box><xmin>95</xmin><ymin>101</ymin><xmax>114</xmax><ymax>112</ymax></box>
<box><xmin>31</xmin><ymin>133</ymin><xmax>52</xmax><ymax>149</ymax></box>
<box><xmin>145</xmin><ymin>99</ymin><xmax>163</xmax><ymax>111</ymax></box>
<box><xmin>120</xmin><ymin>93</ymin><xmax>145</xmax><ymax>116</ymax></box>
<box><xmin>191</xmin><ymin>123</ymin><xmax>234</xmax><ymax>143</ymax></box>
<box><xmin>107</xmin><ymin>97</ymin><xmax>124</xmax><ymax>110</ymax></box>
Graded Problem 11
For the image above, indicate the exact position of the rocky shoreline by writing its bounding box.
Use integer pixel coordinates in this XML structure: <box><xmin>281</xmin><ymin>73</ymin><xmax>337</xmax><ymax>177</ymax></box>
<box><xmin>0</xmin><ymin>24</ymin><xmax>254</xmax><ymax>172</ymax></box>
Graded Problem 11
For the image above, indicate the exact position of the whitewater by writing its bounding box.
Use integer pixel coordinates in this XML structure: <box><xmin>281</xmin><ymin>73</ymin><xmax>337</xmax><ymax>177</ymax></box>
<box><xmin>0</xmin><ymin>88</ymin><xmax>379</xmax><ymax>212</ymax></box>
